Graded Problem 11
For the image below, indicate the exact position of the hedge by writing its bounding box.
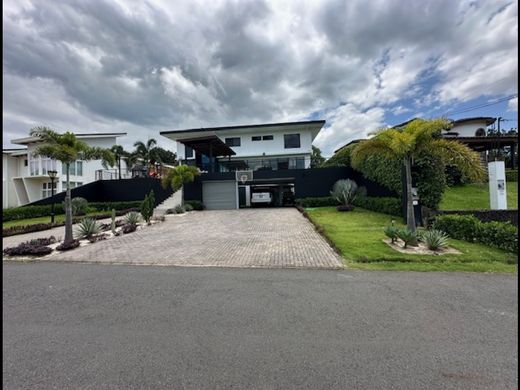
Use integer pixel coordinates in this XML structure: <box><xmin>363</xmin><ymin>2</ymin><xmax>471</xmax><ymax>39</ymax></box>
<box><xmin>433</xmin><ymin>214</ymin><xmax>518</xmax><ymax>253</ymax></box>
<box><xmin>184</xmin><ymin>200</ymin><xmax>204</xmax><ymax>210</ymax></box>
<box><xmin>506</xmin><ymin>169</ymin><xmax>518</xmax><ymax>182</ymax></box>
<box><xmin>295</xmin><ymin>196</ymin><xmax>401</xmax><ymax>216</ymax></box>
<box><xmin>3</xmin><ymin>201</ymin><xmax>142</xmax><ymax>222</ymax></box>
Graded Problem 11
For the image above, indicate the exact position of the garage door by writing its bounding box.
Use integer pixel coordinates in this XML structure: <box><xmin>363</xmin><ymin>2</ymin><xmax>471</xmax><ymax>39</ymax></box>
<box><xmin>202</xmin><ymin>181</ymin><xmax>237</xmax><ymax>210</ymax></box>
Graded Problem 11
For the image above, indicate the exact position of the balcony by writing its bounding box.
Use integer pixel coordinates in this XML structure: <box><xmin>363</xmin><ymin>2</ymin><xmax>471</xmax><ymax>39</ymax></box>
<box><xmin>186</xmin><ymin>157</ymin><xmax>306</xmax><ymax>172</ymax></box>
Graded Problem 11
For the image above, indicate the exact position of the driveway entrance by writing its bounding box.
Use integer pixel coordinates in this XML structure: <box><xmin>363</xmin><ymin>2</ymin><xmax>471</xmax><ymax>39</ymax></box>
<box><xmin>49</xmin><ymin>209</ymin><xmax>343</xmax><ymax>268</ymax></box>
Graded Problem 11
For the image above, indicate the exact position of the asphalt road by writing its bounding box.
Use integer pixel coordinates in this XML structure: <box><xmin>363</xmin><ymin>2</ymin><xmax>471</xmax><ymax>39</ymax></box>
<box><xmin>3</xmin><ymin>263</ymin><xmax>518</xmax><ymax>389</ymax></box>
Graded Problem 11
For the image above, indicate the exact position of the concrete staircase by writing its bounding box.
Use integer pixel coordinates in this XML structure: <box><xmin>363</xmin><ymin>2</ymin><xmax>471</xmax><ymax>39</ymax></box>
<box><xmin>153</xmin><ymin>189</ymin><xmax>182</xmax><ymax>217</ymax></box>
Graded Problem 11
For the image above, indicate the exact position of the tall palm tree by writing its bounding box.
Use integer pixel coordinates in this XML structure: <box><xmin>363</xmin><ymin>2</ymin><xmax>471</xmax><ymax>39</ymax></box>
<box><xmin>351</xmin><ymin>118</ymin><xmax>484</xmax><ymax>236</ymax></box>
<box><xmin>31</xmin><ymin>127</ymin><xmax>115</xmax><ymax>244</ymax></box>
<box><xmin>133</xmin><ymin>138</ymin><xmax>160</xmax><ymax>169</ymax></box>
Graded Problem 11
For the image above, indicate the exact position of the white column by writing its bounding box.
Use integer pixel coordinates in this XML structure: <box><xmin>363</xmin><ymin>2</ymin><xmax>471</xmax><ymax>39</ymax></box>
<box><xmin>488</xmin><ymin>161</ymin><xmax>507</xmax><ymax>210</ymax></box>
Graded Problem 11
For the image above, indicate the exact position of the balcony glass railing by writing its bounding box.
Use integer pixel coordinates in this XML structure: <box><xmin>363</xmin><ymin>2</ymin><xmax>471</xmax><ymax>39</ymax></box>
<box><xmin>189</xmin><ymin>157</ymin><xmax>306</xmax><ymax>172</ymax></box>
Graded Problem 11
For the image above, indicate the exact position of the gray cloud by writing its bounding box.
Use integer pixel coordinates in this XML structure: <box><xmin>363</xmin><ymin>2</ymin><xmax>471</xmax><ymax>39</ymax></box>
<box><xmin>3</xmin><ymin>0</ymin><xmax>518</xmax><ymax>155</ymax></box>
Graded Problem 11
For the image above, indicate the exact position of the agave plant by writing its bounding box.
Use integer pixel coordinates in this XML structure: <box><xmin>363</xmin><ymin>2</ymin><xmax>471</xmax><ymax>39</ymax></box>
<box><xmin>422</xmin><ymin>229</ymin><xmax>450</xmax><ymax>251</ymax></box>
<box><xmin>396</xmin><ymin>228</ymin><xmax>418</xmax><ymax>248</ymax></box>
<box><xmin>74</xmin><ymin>218</ymin><xmax>102</xmax><ymax>239</ymax></box>
<box><xmin>331</xmin><ymin>179</ymin><xmax>358</xmax><ymax>206</ymax></box>
<box><xmin>123</xmin><ymin>211</ymin><xmax>142</xmax><ymax>225</ymax></box>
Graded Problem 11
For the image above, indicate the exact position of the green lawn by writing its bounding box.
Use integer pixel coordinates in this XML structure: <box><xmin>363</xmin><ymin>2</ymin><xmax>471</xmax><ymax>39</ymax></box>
<box><xmin>3</xmin><ymin>211</ymin><xmax>109</xmax><ymax>229</ymax></box>
<box><xmin>440</xmin><ymin>182</ymin><xmax>518</xmax><ymax>210</ymax></box>
<box><xmin>306</xmin><ymin>207</ymin><xmax>517</xmax><ymax>273</ymax></box>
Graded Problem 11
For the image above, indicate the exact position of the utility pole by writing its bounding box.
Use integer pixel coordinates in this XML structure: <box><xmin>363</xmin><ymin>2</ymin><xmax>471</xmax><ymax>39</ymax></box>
<box><xmin>496</xmin><ymin>117</ymin><xmax>502</xmax><ymax>160</ymax></box>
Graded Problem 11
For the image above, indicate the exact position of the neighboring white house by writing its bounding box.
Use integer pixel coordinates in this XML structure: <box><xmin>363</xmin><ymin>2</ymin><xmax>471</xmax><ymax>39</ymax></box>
<box><xmin>161</xmin><ymin>120</ymin><xmax>325</xmax><ymax>172</ymax></box>
<box><xmin>2</xmin><ymin>132</ymin><xmax>126</xmax><ymax>209</ymax></box>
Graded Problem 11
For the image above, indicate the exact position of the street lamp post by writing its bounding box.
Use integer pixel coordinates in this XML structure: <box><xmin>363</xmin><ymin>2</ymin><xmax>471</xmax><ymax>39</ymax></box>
<box><xmin>48</xmin><ymin>170</ymin><xmax>58</xmax><ymax>224</ymax></box>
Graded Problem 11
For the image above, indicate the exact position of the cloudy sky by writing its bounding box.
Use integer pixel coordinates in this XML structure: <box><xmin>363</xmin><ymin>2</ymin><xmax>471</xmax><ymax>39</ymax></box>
<box><xmin>3</xmin><ymin>0</ymin><xmax>518</xmax><ymax>156</ymax></box>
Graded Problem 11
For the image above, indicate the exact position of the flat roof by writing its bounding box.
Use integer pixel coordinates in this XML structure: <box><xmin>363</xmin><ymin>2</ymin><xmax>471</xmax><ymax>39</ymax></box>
<box><xmin>12</xmin><ymin>132</ymin><xmax>127</xmax><ymax>145</ymax></box>
<box><xmin>160</xmin><ymin>120</ymin><xmax>325</xmax><ymax>137</ymax></box>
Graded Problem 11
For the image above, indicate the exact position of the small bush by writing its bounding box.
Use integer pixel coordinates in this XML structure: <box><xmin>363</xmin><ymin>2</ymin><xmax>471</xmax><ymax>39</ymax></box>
<box><xmin>174</xmin><ymin>205</ymin><xmax>185</xmax><ymax>214</ymax></box>
<box><xmin>331</xmin><ymin>179</ymin><xmax>358</xmax><ymax>206</ymax></box>
<box><xmin>353</xmin><ymin>196</ymin><xmax>401</xmax><ymax>216</ymax></box>
<box><xmin>384</xmin><ymin>225</ymin><xmax>400</xmax><ymax>243</ymax></box>
<box><xmin>70</xmin><ymin>197</ymin><xmax>89</xmax><ymax>216</ymax></box>
<box><xmin>184</xmin><ymin>203</ymin><xmax>194</xmax><ymax>212</ymax></box>
<box><xmin>396</xmin><ymin>228</ymin><xmax>418</xmax><ymax>248</ymax></box>
<box><xmin>433</xmin><ymin>214</ymin><xmax>517</xmax><ymax>252</ymax></box>
<box><xmin>422</xmin><ymin>229</ymin><xmax>449</xmax><ymax>251</ymax></box>
<box><xmin>506</xmin><ymin>169</ymin><xmax>518</xmax><ymax>182</ymax></box>
<box><xmin>56</xmin><ymin>240</ymin><xmax>80</xmax><ymax>251</ymax></box>
<box><xmin>3</xmin><ymin>242</ymin><xmax>53</xmax><ymax>257</ymax></box>
<box><xmin>123</xmin><ymin>211</ymin><xmax>142</xmax><ymax>225</ymax></box>
<box><xmin>28</xmin><ymin>236</ymin><xmax>57</xmax><ymax>246</ymax></box>
<box><xmin>184</xmin><ymin>200</ymin><xmax>204</xmax><ymax>210</ymax></box>
<box><xmin>140</xmin><ymin>194</ymin><xmax>152</xmax><ymax>224</ymax></box>
<box><xmin>121</xmin><ymin>223</ymin><xmax>137</xmax><ymax>234</ymax></box>
<box><xmin>74</xmin><ymin>218</ymin><xmax>102</xmax><ymax>239</ymax></box>
<box><xmin>295</xmin><ymin>197</ymin><xmax>340</xmax><ymax>207</ymax></box>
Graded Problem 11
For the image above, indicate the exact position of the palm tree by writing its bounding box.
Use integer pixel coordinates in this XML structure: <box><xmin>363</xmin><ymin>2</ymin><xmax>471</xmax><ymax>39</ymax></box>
<box><xmin>351</xmin><ymin>118</ymin><xmax>484</xmax><ymax>236</ymax></box>
<box><xmin>31</xmin><ymin>127</ymin><xmax>115</xmax><ymax>244</ymax></box>
<box><xmin>104</xmin><ymin>145</ymin><xmax>137</xmax><ymax>179</ymax></box>
<box><xmin>133</xmin><ymin>138</ymin><xmax>160</xmax><ymax>169</ymax></box>
<box><xmin>161</xmin><ymin>165</ymin><xmax>200</xmax><ymax>203</ymax></box>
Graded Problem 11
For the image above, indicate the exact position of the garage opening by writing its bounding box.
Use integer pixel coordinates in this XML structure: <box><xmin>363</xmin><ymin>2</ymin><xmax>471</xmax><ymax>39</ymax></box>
<box><xmin>238</xmin><ymin>182</ymin><xmax>295</xmax><ymax>208</ymax></box>
<box><xmin>202</xmin><ymin>181</ymin><xmax>238</xmax><ymax>210</ymax></box>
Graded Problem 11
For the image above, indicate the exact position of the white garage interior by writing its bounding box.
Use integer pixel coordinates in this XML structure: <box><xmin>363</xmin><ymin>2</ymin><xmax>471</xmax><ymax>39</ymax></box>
<box><xmin>202</xmin><ymin>180</ymin><xmax>238</xmax><ymax>210</ymax></box>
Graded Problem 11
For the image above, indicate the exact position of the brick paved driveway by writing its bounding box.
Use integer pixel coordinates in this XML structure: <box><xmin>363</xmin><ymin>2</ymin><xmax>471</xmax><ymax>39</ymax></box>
<box><xmin>47</xmin><ymin>209</ymin><xmax>343</xmax><ymax>269</ymax></box>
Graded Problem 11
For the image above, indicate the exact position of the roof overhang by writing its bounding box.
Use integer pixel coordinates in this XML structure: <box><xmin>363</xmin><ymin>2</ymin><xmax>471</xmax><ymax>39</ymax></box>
<box><xmin>179</xmin><ymin>135</ymin><xmax>236</xmax><ymax>157</ymax></box>
<box><xmin>160</xmin><ymin>120</ymin><xmax>326</xmax><ymax>142</ymax></box>
<box><xmin>11</xmin><ymin>132</ymin><xmax>127</xmax><ymax>145</ymax></box>
<box><xmin>451</xmin><ymin>117</ymin><xmax>496</xmax><ymax>127</ymax></box>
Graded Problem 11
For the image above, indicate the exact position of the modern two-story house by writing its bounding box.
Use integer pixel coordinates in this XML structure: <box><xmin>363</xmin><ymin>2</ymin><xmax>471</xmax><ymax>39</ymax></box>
<box><xmin>160</xmin><ymin>120</ymin><xmax>326</xmax><ymax>209</ymax></box>
<box><xmin>2</xmin><ymin>132</ymin><xmax>126</xmax><ymax>208</ymax></box>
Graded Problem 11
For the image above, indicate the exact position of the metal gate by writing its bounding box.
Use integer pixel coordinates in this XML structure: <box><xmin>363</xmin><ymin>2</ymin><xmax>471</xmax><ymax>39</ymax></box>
<box><xmin>202</xmin><ymin>181</ymin><xmax>238</xmax><ymax>210</ymax></box>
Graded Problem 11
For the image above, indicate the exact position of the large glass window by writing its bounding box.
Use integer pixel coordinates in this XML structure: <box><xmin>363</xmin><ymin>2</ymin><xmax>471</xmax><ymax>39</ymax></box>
<box><xmin>42</xmin><ymin>182</ymin><xmax>55</xmax><ymax>198</ymax></box>
<box><xmin>185</xmin><ymin>146</ymin><xmax>194</xmax><ymax>158</ymax></box>
<box><xmin>225</xmin><ymin>137</ymin><xmax>241</xmax><ymax>147</ymax></box>
<box><xmin>29</xmin><ymin>153</ymin><xmax>39</xmax><ymax>176</ymax></box>
<box><xmin>76</xmin><ymin>161</ymin><xmax>83</xmax><ymax>176</ymax></box>
<box><xmin>284</xmin><ymin>134</ymin><xmax>300</xmax><ymax>149</ymax></box>
<box><xmin>61</xmin><ymin>161</ymin><xmax>82</xmax><ymax>176</ymax></box>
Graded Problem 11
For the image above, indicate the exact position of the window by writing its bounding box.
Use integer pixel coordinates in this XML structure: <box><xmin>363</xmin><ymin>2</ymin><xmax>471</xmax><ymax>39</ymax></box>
<box><xmin>62</xmin><ymin>181</ymin><xmax>78</xmax><ymax>190</ymax></box>
<box><xmin>77</xmin><ymin>182</ymin><xmax>83</xmax><ymax>187</ymax></box>
<box><xmin>24</xmin><ymin>159</ymin><xmax>28</xmax><ymax>167</ymax></box>
<box><xmin>185</xmin><ymin>146</ymin><xmax>194</xmax><ymax>158</ymax></box>
<box><xmin>262</xmin><ymin>135</ymin><xmax>273</xmax><ymax>141</ymax></box>
<box><xmin>61</xmin><ymin>161</ymin><xmax>82</xmax><ymax>176</ymax></box>
<box><xmin>284</xmin><ymin>134</ymin><xmax>300</xmax><ymax>149</ymax></box>
<box><xmin>41</xmin><ymin>158</ymin><xmax>56</xmax><ymax>175</ymax></box>
<box><xmin>76</xmin><ymin>161</ymin><xmax>83</xmax><ymax>176</ymax></box>
<box><xmin>225</xmin><ymin>137</ymin><xmax>241</xmax><ymax>147</ymax></box>
<box><xmin>475</xmin><ymin>128</ymin><xmax>486</xmax><ymax>137</ymax></box>
<box><xmin>252</xmin><ymin>136</ymin><xmax>262</xmax><ymax>141</ymax></box>
<box><xmin>42</xmin><ymin>182</ymin><xmax>55</xmax><ymax>198</ymax></box>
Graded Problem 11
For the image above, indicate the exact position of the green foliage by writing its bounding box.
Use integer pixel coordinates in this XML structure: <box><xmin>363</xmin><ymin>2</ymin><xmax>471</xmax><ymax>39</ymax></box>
<box><xmin>433</xmin><ymin>214</ymin><xmax>517</xmax><ymax>253</ymax></box>
<box><xmin>330</xmin><ymin>179</ymin><xmax>358</xmax><ymax>205</ymax></box>
<box><xmin>148</xmin><ymin>190</ymin><xmax>155</xmax><ymax>209</ymax></box>
<box><xmin>296</xmin><ymin>197</ymin><xmax>340</xmax><ymax>207</ymax></box>
<box><xmin>322</xmin><ymin>144</ymin><xmax>354</xmax><ymax>167</ymax></box>
<box><xmin>68</xmin><ymin>197</ymin><xmax>89</xmax><ymax>216</ymax></box>
<box><xmin>123</xmin><ymin>211</ymin><xmax>142</xmax><ymax>226</ymax></box>
<box><xmin>74</xmin><ymin>218</ymin><xmax>102</xmax><ymax>239</ymax></box>
<box><xmin>88</xmin><ymin>201</ymin><xmax>142</xmax><ymax>212</ymax></box>
<box><xmin>311</xmin><ymin>145</ymin><xmax>326</xmax><ymax>168</ymax></box>
<box><xmin>352</xmin><ymin>196</ymin><xmax>401</xmax><ymax>216</ymax></box>
<box><xmin>174</xmin><ymin>205</ymin><xmax>186</xmax><ymax>214</ymax></box>
<box><xmin>396</xmin><ymin>228</ymin><xmax>418</xmax><ymax>248</ymax></box>
<box><xmin>506</xmin><ymin>169</ymin><xmax>518</xmax><ymax>182</ymax></box>
<box><xmin>422</xmin><ymin>229</ymin><xmax>449</xmax><ymax>251</ymax></box>
<box><xmin>184</xmin><ymin>203</ymin><xmax>194</xmax><ymax>212</ymax></box>
<box><xmin>384</xmin><ymin>225</ymin><xmax>400</xmax><ymax>243</ymax></box>
<box><xmin>140</xmin><ymin>195</ymin><xmax>152</xmax><ymax>223</ymax></box>
<box><xmin>162</xmin><ymin>165</ymin><xmax>200</xmax><ymax>192</ymax></box>
<box><xmin>412</xmin><ymin>155</ymin><xmax>446</xmax><ymax>209</ymax></box>
<box><xmin>111</xmin><ymin>209</ymin><xmax>116</xmax><ymax>234</ymax></box>
<box><xmin>153</xmin><ymin>147</ymin><xmax>178</xmax><ymax>164</ymax></box>
<box><xmin>183</xmin><ymin>200</ymin><xmax>203</xmax><ymax>210</ymax></box>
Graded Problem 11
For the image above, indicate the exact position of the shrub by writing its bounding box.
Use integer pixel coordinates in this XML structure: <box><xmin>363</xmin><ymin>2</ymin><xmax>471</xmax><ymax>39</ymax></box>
<box><xmin>28</xmin><ymin>236</ymin><xmax>57</xmax><ymax>246</ymax></box>
<box><xmin>352</xmin><ymin>196</ymin><xmax>401</xmax><ymax>216</ymax></box>
<box><xmin>295</xmin><ymin>197</ymin><xmax>340</xmax><ymax>207</ymax></box>
<box><xmin>184</xmin><ymin>203</ymin><xmax>194</xmax><ymax>212</ymax></box>
<box><xmin>422</xmin><ymin>229</ymin><xmax>449</xmax><ymax>251</ymax></box>
<box><xmin>396</xmin><ymin>228</ymin><xmax>418</xmax><ymax>248</ymax></box>
<box><xmin>3</xmin><ymin>204</ymin><xmax>65</xmax><ymax>222</ymax></box>
<box><xmin>336</xmin><ymin>204</ymin><xmax>355</xmax><ymax>212</ymax></box>
<box><xmin>56</xmin><ymin>240</ymin><xmax>80</xmax><ymax>251</ymax></box>
<box><xmin>140</xmin><ymin>194</ymin><xmax>152</xmax><ymax>224</ymax></box>
<box><xmin>74</xmin><ymin>218</ymin><xmax>102</xmax><ymax>239</ymax></box>
<box><xmin>123</xmin><ymin>211</ymin><xmax>142</xmax><ymax>225</ymax></box>
<box><xmin>384</xmin><ymin>225</ymin><xmax>400</xmax><ymax>243</ymax></box>
<box><xmin>413</xmin><ymin>155</ymin><xmax>446</xmax><ymax>210</ymax></box>
<box><xmin>506</xmin><ymin>169</ymin><xmax>518</xmax><ymax>182</ymax></box>
<box><xmin>2</xmin><ymin>223</ymin><xmax>58</xmax><ymax>237</ymax></box>
<box><xmin>3</xmin><ymin>242</ymin><xmax>53</xmax><ymax>257</ymax></box>
<box><xmin>331</xmin><ymin>179</ymin><xmax>358</xmax><ymax>206</ymax></box>
<box><xmin>174</xmin><ymin>205</ymin><xmax>186</xmax><ymax>214</ymax></box>
<box><xmin>70</xmin><ymin>197</ymin><xmax>89</xmax><ymax>216</ymax></box>
<box><xmin>121</xmin><ymin>223</ymin><xmax>137</xmax><ymax>234</ymax></box>
<box><xmin>184</xmin><ymin>200</ymin><xmax>204</xmax><ymax>210</ymax></box>
<box><xmin>433</xmin><ymin>214</ymin><xmax>517</xmax><ymax>252</ymax></box>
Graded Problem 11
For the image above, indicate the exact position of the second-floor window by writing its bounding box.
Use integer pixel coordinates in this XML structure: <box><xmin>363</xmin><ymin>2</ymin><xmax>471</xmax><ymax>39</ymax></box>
<box><xmin>62</xmin><ymin>161</ymin><xmax>84</xmax><ymax>176</ymax></box>
<box><xmin>185</xmin><ymin>146</ymin><xmax>194</xmax><ymax>158</ymax></box>
<box><xmin>252</xmin><ymin>136</ymin><xmax>261</xmax><ymax>141</ymax></box>
<box><xmin>284</xmin><ymin>134</ymin><xmax>301</xmax><ymax>149</ymax></box>
<box><xmin>41</xmin><ymin>158</ymin><xmax>57</xmax><ymax>175</ymax></box>
<box><xmin>225</xmin><ymin>137</ymin><xmax>241</xmax><ymax>147</ymax></box>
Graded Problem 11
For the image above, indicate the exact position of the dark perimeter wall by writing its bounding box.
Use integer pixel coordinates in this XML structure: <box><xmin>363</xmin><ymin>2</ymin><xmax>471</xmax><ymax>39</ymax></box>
<box><xmin>184</xmin><ymin>167</ymin><xmax>397</xmax><ymax>202</ymax></box>
<box><xmin>28</xmin><ymin>178</ymin><xmax>173</xmax><ymax>207</ymax></box>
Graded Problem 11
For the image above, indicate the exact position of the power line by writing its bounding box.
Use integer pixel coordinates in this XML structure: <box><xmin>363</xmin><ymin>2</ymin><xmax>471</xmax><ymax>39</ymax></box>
<box><xmin>442</xmin><ymin>94</ymin><xmax>518</xmax><ymax>116</ymax></box>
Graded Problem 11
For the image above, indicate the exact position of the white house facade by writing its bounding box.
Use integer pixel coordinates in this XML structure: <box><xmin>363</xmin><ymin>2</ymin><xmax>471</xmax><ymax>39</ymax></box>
<box><xmin>2</xmin><ymin>132</ymin><xmax>126</xmax><ymax>209</ymax></box>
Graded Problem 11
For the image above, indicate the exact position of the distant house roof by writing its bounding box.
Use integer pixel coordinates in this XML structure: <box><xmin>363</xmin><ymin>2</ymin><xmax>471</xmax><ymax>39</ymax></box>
<box><xmin>391</xmin><ymin>118</ymin><xmax>419</xmax><ymax>129</ymax></box>
<box><xmin>451</xmin><ymin>117</ymin><xmax>496</xmax><ymax>126</ymax></box>
<box><xmin>11</xmin><ymin>132</ymin><xmax>127</xmax><ymax>145</ymax></box>
<box><xmin>333</xmin><ymin>139</ymin><xmax>363</xmax><ymax>153</ymax></box>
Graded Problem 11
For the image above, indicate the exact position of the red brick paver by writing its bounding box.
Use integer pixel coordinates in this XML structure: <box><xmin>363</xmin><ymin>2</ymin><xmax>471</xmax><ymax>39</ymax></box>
<box><xmin>44</xmin><ymin>209</ymin><xmax>344</xmax><ymax>269</ymax></box>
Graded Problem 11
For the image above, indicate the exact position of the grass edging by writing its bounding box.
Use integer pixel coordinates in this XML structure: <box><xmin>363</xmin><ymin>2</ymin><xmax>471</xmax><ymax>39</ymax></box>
<box><xmin>296</xmin><ymin>205</ymin><xmax>343</xmax><ymax>256</ymax></box>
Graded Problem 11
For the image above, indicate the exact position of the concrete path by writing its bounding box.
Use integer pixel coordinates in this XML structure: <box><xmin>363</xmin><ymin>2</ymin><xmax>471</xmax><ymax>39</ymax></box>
<box><xmin>43</xmin><ymin>209</ymin><xmax>343</xmax><ymax>268</ymax></box>
<box><xmin>3</xmin><ymin>263</ymin><xmax>517</xmax><ymax>389</ymax></box>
